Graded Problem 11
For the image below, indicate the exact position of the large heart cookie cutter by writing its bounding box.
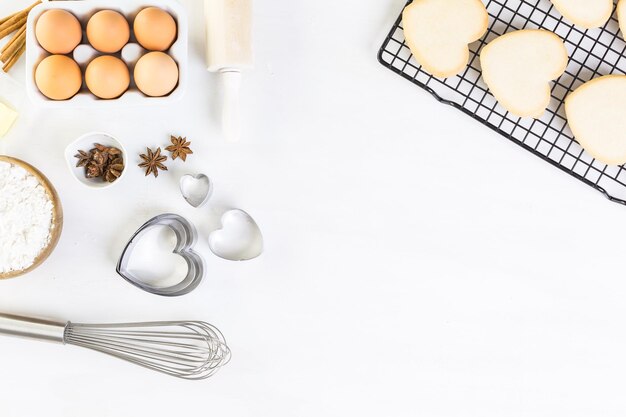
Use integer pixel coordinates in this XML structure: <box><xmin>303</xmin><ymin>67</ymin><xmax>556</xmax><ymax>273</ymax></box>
<box><xmin>116</xmin><ymin>213</ymin><xmax>205</xmax><ymax>296</ymax></box>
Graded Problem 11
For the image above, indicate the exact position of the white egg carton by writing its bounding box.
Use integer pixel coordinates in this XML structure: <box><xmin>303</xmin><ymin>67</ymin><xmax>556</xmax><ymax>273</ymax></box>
<box><xmin>25</xmin><ymin>0</ymin><xmax>188</xmax><ymax>107</ymax></box>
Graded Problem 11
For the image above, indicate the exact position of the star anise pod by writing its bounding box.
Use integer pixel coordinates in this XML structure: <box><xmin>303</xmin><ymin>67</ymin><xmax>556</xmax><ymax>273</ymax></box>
<box><xmin>104</xmin><ymin>157</ymin><xmax>124</xmax><ymax>183</ymax></box>
<box><xmin>91</xmin><ymin>149</ymin><xmax>108</xmax><ymax>166</ymax></box>
<box><xmin>138</xmin><ymin>147</ymin><xmax>168</xmax><ymax>178</ymax></box>
<box><xmin>165</xmin><ymin>135</ymin><xmax>193</xmax><ymax>161</ymax></box>
<box><xmin>93</xmin><ymin>143</ymin><xmax>108</xmax><ymax>152</ymax></box>
<box><xmin>74</xmin><ymin>150</ymin><xmax>92</xmax><ymax>168</ymax></box>
<box><xmin>86</xmin><ymin>162</ymin><xmax>103</xmax><ymax>178</ymax></box>
<box><xmin>107</xmin><ymin>147</ymin><xmax>122</xmax><ymax>157</ymax></box>
<box><xmin>94</xmin><ymin>143</ymin><xmax>122</xmax><ymax>157</ymax></box>
<box><xmin>90</xmin><ymin>144</ymin><xmax>106</xmax><ymax>161</ymax></box>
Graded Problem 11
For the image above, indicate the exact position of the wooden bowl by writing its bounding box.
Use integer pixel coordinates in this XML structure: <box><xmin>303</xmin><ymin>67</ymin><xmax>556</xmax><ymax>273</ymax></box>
<box><xmin>0</xmin><ymin>156</ymin><xmax>63</xmax><ymax>279</ymax></box>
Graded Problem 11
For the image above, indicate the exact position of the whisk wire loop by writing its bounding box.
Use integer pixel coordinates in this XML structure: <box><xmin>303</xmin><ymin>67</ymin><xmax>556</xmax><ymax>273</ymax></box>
<box><xmin>63</xmin><ymin>320</ymin><xmax>231</xmax><ymax>379</ymax></box>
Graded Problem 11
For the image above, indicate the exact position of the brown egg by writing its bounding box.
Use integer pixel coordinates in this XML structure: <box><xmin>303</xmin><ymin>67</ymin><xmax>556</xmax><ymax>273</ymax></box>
<box><xmin>133</xmin><ymin>7</ymin><xmax>177</xmax><ymax>51</ymax></box>
<box><xmin>35</xmin><ymin>55</ymin><xmax>82</xmax><ymax>101</ymax></box>
<box><xmin>86</xmin><ymin>10</ymin><xmax>130</xmax><ymax>53</ymax></box>
<box><xmin>134</xmin><ymin>52</ymin><xmax>179</xmax><ymax>97</ymax></box>
<box><xmin>85</xmin><ymin>56</ymin><xmax>130</xmax><ymax>99</ymax></box>
<box><xmin>35</xmin><ymin>9</ymin><xmax>82</xmax><ymax>54</ymax></box>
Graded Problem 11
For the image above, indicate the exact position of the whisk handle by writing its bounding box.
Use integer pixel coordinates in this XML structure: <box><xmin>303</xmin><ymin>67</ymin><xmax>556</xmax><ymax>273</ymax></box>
<box><xmin>0</xmin><ymin>313</ymin><xmax>66</xmax><ymax>343</ymax></box>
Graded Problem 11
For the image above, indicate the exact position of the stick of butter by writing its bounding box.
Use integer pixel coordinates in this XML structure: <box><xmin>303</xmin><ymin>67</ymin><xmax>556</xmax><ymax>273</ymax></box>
<box><xmin>0</xmin><ymin>102</ymin><xmax>17</xmax><ymax>137</ymax></box>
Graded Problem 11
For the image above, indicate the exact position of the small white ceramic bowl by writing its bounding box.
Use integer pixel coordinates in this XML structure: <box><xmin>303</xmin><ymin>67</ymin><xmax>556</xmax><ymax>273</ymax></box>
<box><xmin>64</xmin><ymin>132</ymin><xmax>127</xmax><ymax>189</ymax></box>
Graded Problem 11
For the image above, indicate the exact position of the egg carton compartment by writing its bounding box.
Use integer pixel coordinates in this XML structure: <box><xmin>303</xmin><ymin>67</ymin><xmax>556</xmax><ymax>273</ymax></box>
<box><xmin>378</xmin><ymin>0</ymin><xmax>626</xmax><ymax>206</ymax></box>
<box><xmin>25</xmin><ymin>0</ymin><xmax>188</xmax><ymax>107</ymax></box>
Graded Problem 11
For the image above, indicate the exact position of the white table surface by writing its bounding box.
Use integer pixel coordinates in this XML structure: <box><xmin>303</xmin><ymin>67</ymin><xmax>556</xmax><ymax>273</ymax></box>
<box><xmin>2</xmin><ymin>0</ymin><xmax>626</xmax><ymax>416</ymax></box>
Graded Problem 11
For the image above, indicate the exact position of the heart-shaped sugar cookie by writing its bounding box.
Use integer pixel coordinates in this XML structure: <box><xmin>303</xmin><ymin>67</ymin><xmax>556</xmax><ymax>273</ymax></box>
<box><xmin>550</xmin><ymin>0</ymin><xmax>613</xmax><ymax>29</ymax></box>
<box><xmin>565</xmin><ymin>75</ymin><xmax>626</xmax><ymax>165</ymax></box>
<box><xmin>402</xmin><ymin>0</ymin><xmax>488</xmax><ymax>78</ymax></box>
<box><xmin>480</xmin><ymin>29</ymin><xmax>568</xmax><ymax>118</ymax></box>
<box><xmin>208</xmin><ymin>209</ymin><xmax>263</xmax><ymax>261</ymax></box>
<box><xmin>618</xmin><ymin>0</ymin><xmax>626</xmax><ymax>37</ymax></box>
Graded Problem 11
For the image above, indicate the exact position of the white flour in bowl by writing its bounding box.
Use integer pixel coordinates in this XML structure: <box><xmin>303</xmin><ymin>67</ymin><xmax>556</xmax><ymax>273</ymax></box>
<box><xmin>0</xmin><ymin>161</ymin><xmax>53</xmax><ymax>274</ymax></box>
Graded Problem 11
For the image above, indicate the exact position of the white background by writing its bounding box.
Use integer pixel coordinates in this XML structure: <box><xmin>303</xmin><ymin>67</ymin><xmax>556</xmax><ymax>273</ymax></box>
<box><xmin>1</xmin><ymin>0</ymin><xmax>626</xmax><ymax>416</ymax></box>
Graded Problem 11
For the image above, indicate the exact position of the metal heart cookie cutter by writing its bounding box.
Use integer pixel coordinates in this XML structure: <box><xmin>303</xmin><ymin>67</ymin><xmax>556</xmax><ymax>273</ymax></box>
<box><xmin>208</xmin><ymin>209</ymin><xmax>264</xmax><ymax>261</ymax></box>
<box><xmin>180</xmin><ymin>173</ymin><xmax>213</xmax><ymax>208</ymax></box>
<box><xmin>116</xmin><ymin>213</ymin><xmax>204</xmax><ymax>296</ymax></box>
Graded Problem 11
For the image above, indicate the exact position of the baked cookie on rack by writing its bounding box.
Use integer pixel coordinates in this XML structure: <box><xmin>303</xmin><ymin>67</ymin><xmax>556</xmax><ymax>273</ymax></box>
<box><xmin>402</xmin><ymin>0</ymin><xmax>488</xmax><ymax>78</ymax></box>
<box><xmin>565</xmin><ymin>75</ymin><xmax>626</xmax><ymax>166</ymax></box>
<box><xmin>480</xmin><ymin>29</ymin><xmax>568</xmax><ymax>118</ymax></box>
<box><xmin>618</xmin><ymin>0</ymin><xmax>626</xmax><ymax>37</ymax></box>
<box><xmin>550</xmin><ymin>0</ymin><xmax>613</xmax><ymax>29</ymax></box>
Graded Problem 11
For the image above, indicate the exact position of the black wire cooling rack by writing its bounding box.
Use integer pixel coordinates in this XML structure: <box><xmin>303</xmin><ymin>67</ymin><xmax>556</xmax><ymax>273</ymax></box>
<box><xmin>378</xmin><ymin>0</ymin><xmax>626</xmax><ymax>205</ymax></box>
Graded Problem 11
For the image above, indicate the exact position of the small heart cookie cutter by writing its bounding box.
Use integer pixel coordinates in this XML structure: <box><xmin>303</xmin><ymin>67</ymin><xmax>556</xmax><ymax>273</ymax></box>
<box><xmin>116</xmin><ymin>213</ymin><xmax>204</xmax><ymax>296</ymax></box>
<box><xmin>180</xmin><ymin>173</ymin><xmax>213</xmax><ymax>208</ymax></box>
